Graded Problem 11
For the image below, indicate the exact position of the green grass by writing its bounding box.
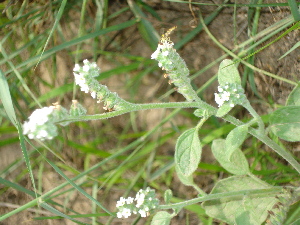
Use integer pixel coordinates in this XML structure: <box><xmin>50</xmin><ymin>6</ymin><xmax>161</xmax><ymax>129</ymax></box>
<box><xmin>0</xmin><ymin>0</ymin><xmax>299</xmax><ymax>224</ymax></box>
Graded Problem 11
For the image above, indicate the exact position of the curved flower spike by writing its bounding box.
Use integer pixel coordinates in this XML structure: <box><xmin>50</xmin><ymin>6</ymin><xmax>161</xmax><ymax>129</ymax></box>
<box><xmin>73</xmin><ymin>60</ymin><xmax>132</xmax><ymax>111</ymax></box>
<box><xmin>151</xmin><ymin>27</ymin><xmax>200</xmax><ymax>102</ymax></box>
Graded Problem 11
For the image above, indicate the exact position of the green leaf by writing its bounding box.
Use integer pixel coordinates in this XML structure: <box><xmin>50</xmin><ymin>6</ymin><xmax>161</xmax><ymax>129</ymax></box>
<box><xmin>0</xmin><ymin>69</ymin><xmax>17</xmax><ymax>126</ymax></box>
<box><xmin>235</xmin><ymin>211</ymin><xmax>252</xmax><ymax>225</ymax></box>
<box><xmin>164</xmin><ymin>189</ymin><xmax>173</xmax><ymax>204</ymax></box>
<box><xmin>175</xmin><ymin>166</ymin><xmax>195</xmax><ymax>186</ymax></box>
<box><xmin>218</xmin><ymin>59</ymin><xmax>241</xmax><ymax>86</ymax></box>
<box><xmin>151</xmin><ymin>211</ymin><xmax>173</xmax><ymax>225</ymax></box>
<box><xmin>3</xmin><ymin>20</ymin><xmax>138</xmax><ymax>76</ymax></box>
<box><xmin>202</xmin><ymin>176</ymin><xmax>276</xmax><ymax>225</ymax></box>
<box><xmin>127</xmin><ymin>0</ymin><xmax>159</xmax><ymax>50</ymax></box>
<box><xmin>279</xmin><ymin>41</ymin><xmax>300</xmax><ymax>60</ymax></box>
<box><xmin>286</xmin><ymin>83</ymin><xmax>300</xmax><ymax>106</ymax></box>
<box><xmin>175</xmin><ymin>128</ymin><xmax>202</xmax><ymax>176</ymax></box>
<box><xmin>225</xmin><ymin>124</ymin><xmax>248</xmax><ymax>160</ymax></box>
<box><xmin>216</xmin><ymin>103</ymin><xmax>232</xmax><ymax>117</ymax></box>
<box><xmin>269</xmin><ymin>106</ymin><xmax>300</xmax><ymax>142</ymax></box>
<box><xmin>212</xmin><ymin>139</ymin><xmax>249</xmax><ymax>175</ymax></box>
<box><xmin>194</xmin><ymin>109</ymin><xmax>213</xmax><ymax>118</ymax></box>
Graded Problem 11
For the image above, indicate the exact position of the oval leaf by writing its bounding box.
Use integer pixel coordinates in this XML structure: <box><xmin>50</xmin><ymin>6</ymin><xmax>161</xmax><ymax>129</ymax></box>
<box><xmin>225</xmin><ymin>124</ymin><xmax>248</xmax><ymax>160</ymax></box>
<box><xmin>202</xmin><ymin>176</ymin><xmax>276</xmax><ymax>225</ymax></box>
<box><xmin>175</xmin><ymin>165</ymin><xmax>194</xmax><ymax>186</ymax></box>
<box><xmin>218</xmin><ymin>59</ymin><xmax>241</xmax><ymax>86</ymax></box>
<box><xmin>212</xmin><ymin>139</ymin><xmax>249</xmax><ymax>175</ymax></box>
<box><xmin>216</xmin><ymin>103</ymin><xmax>233</xmax><ymax>117</ymax></box>
<box><xmin>175</xmin><ymin>128</ymin><xmax>202</xmax><ymax>176</ymax></box>
<box><xmin>151</xmin><ymin>211</ymin><xmax>172</xmax><ymax>225</ymax></box>
<box><xmin>269</xmin><ymin>106</ymin><xmax>300</xmax><ymax>142</ymax></box>
<box><xmin>286</xmin><ymin>84</ymin><xmax>300</xmax><ymax>106</ymax></box>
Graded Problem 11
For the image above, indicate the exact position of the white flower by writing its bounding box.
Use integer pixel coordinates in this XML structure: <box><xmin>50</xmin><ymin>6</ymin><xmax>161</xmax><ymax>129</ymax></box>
<box><xmin>151</xmin><ymin>49</ymin><xmax>160</xmax><ymax>59</ymax></box>
<box><xmin>116</xmin><ymin>197</ymin><xmax>126</xmax><ymax>207</ymax></box>
<box><xmin>221</xmin><ymin>91</ymin><xmax>230</xmax><ymax>101</ymax></box>
<box><xmin>215</xmin><ymin>85</ymin><xmax>233</xmax><ymax>107</ymax></box>
<box><xmin>215</xmin><ymin>83</ymin><xmax>246</xmax><ymax>108</ymax></box>
<box><xmin>91</xmin><ymin>91</ymin><xmax>96</xmax><ymax>99</ymax></box>
<box><xmin>117</xmin><ymin>207</ymin><xmax>132</xmax><ymax>218</ymax></box>
<box><xmin>121</xmin><ymin>208</ymin><xmax>131</xmax><ymax>218</ymax></box>
<box><xmin>162</xmin><ymin>51</ymin><xmax>169</xmax><ymax>56</ymax></box>
<box><xmin>29</xmin><ymin>107</ymin><xmax>54</xmax><ymax>124</ymax></box>
<box><xmin>116</xmin><ymin>212</ymin><xmax>123</xmax><ymax>218</ymax></box>
<box><xmin>73</xmin><ymin>64</ymin><xmax>80</xmax><ymax>72</ymax></box>
<box><xmin>23</xmin><ymin>106</ymin><xmax>55</xmax><ymax>140</ymax></box>
<box><xmin>215</xmin><ymin>93</ymin><xmax>224</xmax><ymax>107</ymax></box>
<box><xmin>135</xmin><ymin>192</ymin><xmax>145</xmax><ymax>208</ymax></box>
<box><xmin>37</xmin><ymin>129</ymin><xmax>48</xmax><ymax>139</ymax></box>
<box><xmin>138</xmin><ymin>209</ymin><xmax>147</xmax><ymax>217</ymax></box>
<box><xmin>73</xmin><ymin>73</ymin><xmax>89</xmax><ymax>93</ymax></box>
<box><xmin>82</xmin><ymin>65</ymin><xmax>89</xmax><ymax>72</ymax></box>
<box><xmin>116</xmin><ymin>188</ymin><xmax>159</xmax><ymax>219</ymax></box>
<box><xmin>126</xmin><ymin>197</ymin><xmax>134</xmax><ymax>204</ymax></box>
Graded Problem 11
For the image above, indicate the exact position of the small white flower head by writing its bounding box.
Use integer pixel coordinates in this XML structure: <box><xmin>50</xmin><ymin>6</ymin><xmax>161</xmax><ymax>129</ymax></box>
<box><xmin>151</xmin><ymin>48</ymin><xmax>160</xmax><ymax>59</ymax></box>
<box><xmin>151</xmin><ymin>26</ymin><xmax>176</xmax><ymax>60</ymax></box>
<box><xmin>123</xmin><ymin>208</ymin><xmax>132</xmax><ymax>218</ymax></box>
<box><xmin>23</xmin><ymin>106</ymin><xmax>57</xmax><ymax>140</ymax></box>
<box><xmin>82</xmin><ymin>64</ymin><xmax>90</xmax><ymax>72</ymax></box>
<box><xmin>115</xmin><ymin>187</ymin><xmax>159</xmax><ymax>219</ymax></box>
<box><xmin>135</xmin><ymin>190</ymin><xmax>145</xmax><ymax>208</ymax></box>
<box><xmin>116</xmin><ymin>212</ymin><xmax>122</xmax><ymax>218</ymax></box>
<box><xmin>91</xmin><ymin>91</ymin><xmax>97</xmax><ymax>99</ymax></box>
<box><xmin>126</xmin><ymin>197</ymin><xmax>134</xmax><ymax>204</ymax></box>
<box><xmin>73</xmin><ymin>64</ymin><xmax>80</xmax><ymax>72</ymax></box>
<box><xmin>162</xmin><ymin>51</ymin><xmax>169</xmax><ymax>56</ymax></box>
<box><xmin>23</xmin><ymin>104</ymin><xmax>70</xmax><ymax>140</ymax></box>
<box><xmin>117</xmin><ymin>207</ymin><xmax>132</xmax><ymax>218</ymax></box>
<box><xmin>73</xmin><ymin>59</ymin><xmax>101</xmax><ymax>94</ymax></box>
<box><xmin>215</xmin><ymin>82</ymin><xmax>246</xmax><ymax>107</ymax></box>
<box><xmin>73</xmin><ymin>60</ymin><xmax>127</xmax><ymax>111</ymax></box>
<box><xmin>116</xmin><ymin>197</ymin><xmax>126</xmax><ymax>207</ymax></box>
<box><xmin>138</xmin><ymin>209</ymin><xmax>147</xmax><ymax>217</ymax></box>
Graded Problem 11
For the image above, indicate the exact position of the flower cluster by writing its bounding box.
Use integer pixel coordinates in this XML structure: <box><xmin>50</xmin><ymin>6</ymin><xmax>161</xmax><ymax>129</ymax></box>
<box><xmin>214</xmin><ymin>82</ymin><xmax>246</xmax><ymax>107</ymax></box>
<box><xmin>151</xmin><ymin>27</ymin><xmax>199</xmax><ymax>102</ymax></box>
<box><xmin>23</xmin><ymin>101</ymin><xmax>87</xmax><ymax>140</ymax></box>
<box><xmin>116</xmin><ymin>187</ymin><xmax>159</xmax><ymax>219</ymax></box>
<box><xmin>23</xmin><ymin>106</ymin><xmax>56</xmax><ymax>140</ymax></box>
<box><xmin>23</xmin><ymin>104</ymin><xmax>69</xmax><ymax>140</ymax></box>
<box><xmin>73</xmin><ymin>60</ymin><xmax>130</xmax><ymax>111</ymax></box>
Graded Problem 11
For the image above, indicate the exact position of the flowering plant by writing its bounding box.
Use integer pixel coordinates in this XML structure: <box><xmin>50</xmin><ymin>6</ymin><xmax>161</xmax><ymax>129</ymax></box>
<box><xmin>21</xmin><ymin>27</ymin><xmax>300</xmax><ymax>225</ymax></box>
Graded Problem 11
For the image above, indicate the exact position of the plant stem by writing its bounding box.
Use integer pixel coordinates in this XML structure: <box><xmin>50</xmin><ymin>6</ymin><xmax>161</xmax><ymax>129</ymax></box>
<box><xmin>159</xmin><ymin>187</ymin><xmax>284</xmax><ymax>210</ymax></box>
<box><xmin>61</xmin><ymin>99</ymin><xmax>300</xmax><ymax>174</ymax></box>
<box><xmin>61</xmin><ymin>102</ymin><xmax>202</xmax><ymax>123</ymax></box>
<box><xmin>244</xmin><ymin>101</ymin><xmax>265</xmax><ymax>132</ymax></box>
